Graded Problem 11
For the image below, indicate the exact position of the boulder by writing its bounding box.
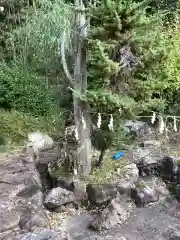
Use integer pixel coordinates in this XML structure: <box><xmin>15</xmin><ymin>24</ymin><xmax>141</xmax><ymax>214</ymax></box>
<box><xmin>142</xmin><ymin>140</ymin><xmax>161</xmax><ymax>148</ymax></box>
<box><xmin>0</xmin><ymin>209</ymin><xmax>20</xmax><ymax>233</ymax></box>
<box><xmin>0</xmin><ymin>151</ymin><xmax>49</xmax><ymax>236</ymax></box>
<box><xmin>124</xmin><ymin>120</ymin><xmax>152</xmax><ymax>138</ymax></box>
<box><xmin>27</xmin><ymin>132</ymin><xmax>54</xmax><ymax>155</ymax></box>
<box><xmin>132</xmin><ymin>146</ymin><xmax>161</xmax><ymax>176</ymax></box>
<box><xmin>131</xmin><ymin>179</ymin><xmax>159</xmax><ymax>207</ymax></box>
<box><xmin>86</xmin><ymin>183</ymin><xmax>117</xmax><ymax>205</ymax></box>
<box><xmin>19</xmin><ymin>206</ymin><xmax>49</xmax><ymax>231</ymax></box>
<box><xmin>163</xmin><ymin>226</ymin><xmax>180</xmax><ymax>240</ymax></box>
<box><xmin>73</xmin><ymin>180</ymin><xmax>87</xmax><ymax>202</ymax></box>
<box><xmin>56</xmin><ymin>175</ymin><xmax>74</xmax><ymax>191</ymax></box>
<box><xmin>44</xmin><ymin>187</ymin><xmax>75</xmax><ymax>209</ymax></box>
<box><xmin>4</xmin><ymin>229</ymin><xmax>71</xmax><ymax>240</ymax></box>
<box><xmin>89</xmin><ymin>197</ymin><xmax>132</xmax><ymax>231</ymax></box>
<box><xmin>117</xmin><ymin>179</ymin><xmax>134</xmax><ymax>197</ymax></box>
<box><xmin>119</xmin><ymin>163</ymin><xmax>139</xmax><ymax>183</ymax></box>
<box><xmin>160</xmin><ymin>156</ymin><xmax>180</xmax><ymax>182</ymax></box>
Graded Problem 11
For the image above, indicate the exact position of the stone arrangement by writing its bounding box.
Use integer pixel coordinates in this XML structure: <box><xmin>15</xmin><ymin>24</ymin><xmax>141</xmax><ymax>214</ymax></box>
<box><xmin>1</xmin><ymin>126</ymin><xmax>180</xmax><ymax>240</ymax></box>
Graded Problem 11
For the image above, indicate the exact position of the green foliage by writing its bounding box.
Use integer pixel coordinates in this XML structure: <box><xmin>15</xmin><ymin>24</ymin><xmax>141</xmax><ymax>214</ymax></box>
<box><xmin>0</xmin><ymin>109</ymin><xmax>65</xmax><ymax>144</ymax></box>
<box><xmin>0</xmin><ymin>61</ymin><xmax>56</xmax><ymax>116</ymax></box>
<box><xmin>89</xmin><ymin>153</ymin><xmax>127</xmax><ymax>184</ymax></box>
<box><xmin>86</xmin><ymin>0</ymin><xmax>180</xmax><ymax>124</ymax></box>
<box><xmin>9</xmin><ymin>0</ymin><xmax>74</xmax><ymax>73</ymax></box>
<box><xmin>163</xmin><ymin>15</ymin><xmax>180</xmax><ymax>115</ymax></box>
<box><xmin>0</xmin><ymin>0</ymin><xmax>73</xmax><ymax>145</ymax></box>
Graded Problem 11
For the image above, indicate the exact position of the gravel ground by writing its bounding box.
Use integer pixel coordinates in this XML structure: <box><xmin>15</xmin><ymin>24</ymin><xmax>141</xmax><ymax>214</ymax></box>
<box><xmin>65</xmin><ymin>197</ymin><xmax>180</xmax><ymax>240</ymax></box>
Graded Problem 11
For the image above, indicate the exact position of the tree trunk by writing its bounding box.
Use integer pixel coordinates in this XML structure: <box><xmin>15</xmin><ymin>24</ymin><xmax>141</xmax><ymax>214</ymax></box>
<box><xmin>73</xmin><ymin>0</ymin><xmax>92</xmax><ymax>176</ymax></box>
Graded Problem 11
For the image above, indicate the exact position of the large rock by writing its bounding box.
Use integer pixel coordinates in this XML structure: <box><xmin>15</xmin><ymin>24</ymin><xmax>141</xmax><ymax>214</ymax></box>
<box><xmin>130</xmin><ymin>177</ymin><xmax>169</xmax><ymax>207</ymax></box>
<box><xmin>44</xmin><ymin>187</ymin><xmax>75</xmax><ymax>209</ymax></box>
<box><xmin>73</xmin><ymin>180</ymin><xmax>87</xmax><ymax>203</ymax></box>
<box><xmin>132</xmin><ymin>146</ymin><xmax>161</xmax><ymax>176</ymax></box>
<box><xmin>19</xmin><ymin>206</ymin><xmax>49</xmax><ymax>231</ymax></box>
<box><xmin>86</xmin><ymin>184</ymin><xmax>117</xmax><ymax>205</ymax></box>
<box><xmin>3</xmin><ymin>229</ymin><xmax>71</xmax><ymax>240</ymax></box>
<box><xmin>142</xmin><ymin>140</ymin><xmax>161</xmax><ymax>148</ymax></box>
<box><xmin>27</xmin><ymin>132</ymin><xmax>62</xmax><ymax>193</ymax></box>
<box><xmin>89</xmin><ymin>197</ymin><xmax>132</xmax><ymax>231</ymax></box>
<box><xmin>160</xmin><ymin>156</ymin><xmax>179</xmax><ymax>182</ymax></box>
<box><xmin>163</xmin><ymin>226</ymin><xmax>180</xmax><ymax>240</ymax></box>
<box><xmin>0</xmin><ymin>151</ymin><xmax>49</xmax><ymax>236</ymax></box>
<box><xmin>124</xmin><ymin>120</ymin><xmax>152</xmax><ymax>138</ymax></box>
<box><xmin>117</xmin><ymin>179</ymin><xmax>134</xmax><ymax>197</ymax></box>
<box><xmin>0</xmin><ymin>209</ymin><xmax>20</xmax><ymax>233</ymax></box>
<box><xmin>27</xmin><ymin>132</ymin><xmax>54</xmax><ymax>156</ymax></box>
<box><xmin>56</xmin><ymin>175</ymin><xmax>74</xmax><ymax>191</ymax></box>
<box><xmin>118</xmin><ymin>163</ymin><xmax>139</xmax><ymax>183</ymax></box>
<box><xmin>131</xmin><ymin>178</ymin><xmax>159</xmax><ymax>207</ymax></box>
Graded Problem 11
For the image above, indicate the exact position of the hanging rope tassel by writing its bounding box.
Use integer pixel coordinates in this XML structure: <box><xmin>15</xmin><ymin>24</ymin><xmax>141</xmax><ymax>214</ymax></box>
<box><xmin>159</xmin><ymin>115</ymin><xmax>165</xmax><ymax>134</ymax></box>
<box><xmin>97</xmin><ymin>113</ymin><xmax>102</xmax><ymax>129</ymax></box>
<box><xmin>108</xmin><ymin>114</ymin><xmax>114</xmax><ymax>131</ymax></box>
<box><xmin>151</xmin><ymin>111</ymin><xmax>156</xmax><ymax>124</ymax></box>
<box><xmin>173</xmin><ymin>116</ymin><xmax>178</xmax><ymax>132</ymax></box>
<box><xmin>82</xmin><ymin>113</ymin><xmax>86</xmax><ymax>129</ymax></box>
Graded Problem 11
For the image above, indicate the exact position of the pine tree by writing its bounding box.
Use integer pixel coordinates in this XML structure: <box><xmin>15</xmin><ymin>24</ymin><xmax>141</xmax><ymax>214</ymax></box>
<box><xmin>85</xmin><ymin>0</ymin><xmax>171</xmax><ymax>120</ymax></box>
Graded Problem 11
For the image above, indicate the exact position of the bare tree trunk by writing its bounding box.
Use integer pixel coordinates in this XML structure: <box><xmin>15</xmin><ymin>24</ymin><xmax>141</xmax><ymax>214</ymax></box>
<box><xmin>73</xmin><ymin>0</ymin><xmax>92</xmax><ymax>176</ymax></box>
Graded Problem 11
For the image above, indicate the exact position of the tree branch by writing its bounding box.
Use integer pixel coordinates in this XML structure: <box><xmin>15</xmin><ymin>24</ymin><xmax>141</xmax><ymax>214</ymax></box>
<box><xmin>60</xmin><ymin>31</ymin><xmax>75</xmax><ymax>88</ymax></box>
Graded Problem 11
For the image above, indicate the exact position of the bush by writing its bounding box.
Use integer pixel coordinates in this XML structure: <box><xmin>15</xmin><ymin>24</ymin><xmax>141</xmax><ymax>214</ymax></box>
<box><xmin>0</xmin><ymin>61</ymin><xmax>56</xmax><ymax>116</ymax></box>
<box><xmin>0</xmin><ymin>109</ymin><xmax>65</xmax><ymax>145</ymax></box>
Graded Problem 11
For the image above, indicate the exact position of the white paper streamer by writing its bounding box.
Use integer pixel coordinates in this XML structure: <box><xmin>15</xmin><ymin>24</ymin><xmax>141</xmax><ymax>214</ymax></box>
<box><xmin>73</xmin><ymin>168</ymin><xmax>77</xmax><ymax>176</ymax></box>
<box><xmin>151</xmin><ymin>112</ymin><xmax>156</xmax><ymax>124</ymax></box>
<box><xmin>173</xmin><ymin>116</ymin><xmax>177</xmax><ymax>132</ymax></box>
<box><xmin>159</xmin><ymin>115</ymin><xmax>165</xmax><ymax>134</ymax></box>
<box><xmin>75</xmin><ymin>127</ymin><xmax>79</xmax><ymax>140</ymax></box>
<box><xmin>82</xmin><ymin>114</ymin><xmax>86</xmax><ymax>129</ymax></box>
<box><xmin>108</xmin><ymin>114</ymin><xmax>114</xmax><ymax>131</ymax></box>
<box><xmin>97</xmin><ymin>113</ymin><xmax>102</xmax><ymax>128</ymax></box>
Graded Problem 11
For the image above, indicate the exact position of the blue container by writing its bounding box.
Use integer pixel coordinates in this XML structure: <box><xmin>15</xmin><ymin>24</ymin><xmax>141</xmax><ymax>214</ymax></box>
<box><xmin>112</xmin><ymin>151</ymin><xmax>124</xmax><ymax>160</ymax></box>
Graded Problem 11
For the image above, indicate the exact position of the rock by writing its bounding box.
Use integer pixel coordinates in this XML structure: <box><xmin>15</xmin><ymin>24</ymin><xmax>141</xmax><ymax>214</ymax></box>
<box><xmin>160</xmin><ymin>156</ymin><xmax>179</xmax><ymax>181</ymax></box>
<box><xmin>27</xmin><ymin>132</ymin><xmax>54</xmax><ymax>154</ymax></box>
<box><xmin>89</xmin><ymin>197</ymin><xmax>131</xmax><ymax>231</ymax></box>
<box><xmin>44</xmin><ymin>187</ymin><xmax>75</xmax><ymax>209</ymax></box>
<box><xmin>36</xmin><ymin>162</ymin><xmax>55</xmax><ymax>194</ymax></box>
<box><xmin>16</xmin><ymin>179</ymin><xmax>41</xmax><ymax>198</ymax></box>
<box><xmin>131</xmin><ymin>179</ymin><xmax>159</xmax><ymax>207</ymax></box>
<box><xmin>73</xmin><ymin>180</ymin><xmax>87</xmax><ymax>202</ymax></box>
<box><xmin>163</xmin><ymin>226</ymin><xmax>180</xmax><ymax>240</ymax></box>
<box><xmin>0</xmin><ymin>150</ymin><xmax>49</xmax><ymax>236</ymax></box>
<box><xmin>131</xmin><ymin>177</ymin><xmax>169</xmax><ymax>207</ymax></box>
<box><xmin>86</xmin><ymin>184</ymin><xmax>117</xmax><ymax>205</ymax></box>
<box><xmin>142</xmin><ymin>140</ymin><xmax>161</xmax><ymax>148</ymax></box>
<box><xmin>175</xmin><ymin>184</ymin><xmax>180</xmax><ymax>198</ymax></box>
<box><xmin>133</xmin><ymin>146</ymin><xmax>161</xmax><ymax>176</ymax></box>
<box><xmin>19</xmin><ymin>206</ymin><xmax>49</xmax><ymax>231</ymax></box>
<box><xmin>0</xmin><ymin>209</ymin><xmax>20</xmax><ymax>233</ymax></box>
<box><xmin>124</xmin><ymin>120</ymin><xmax>151</xmax><ymax>138</ymax></box>
<box><xmin>5</xmin><ymin>229</ymin><xmax>71</xmax><ymax>240</ymax></box>
<box><xmin>154</xmin><ymin>180</ymin><xmax>170</xmax><ymax>201</ymax></box>
<box><xmin>120</xmin><ymin>163</ymin><xmax>139</xmax><ymax>183</ymax></box>
<box><xmin>56</xmin><ymin>175</ymin><xmax>74</xmax><ymax>191</ymax></box>
<box><xmin>117</xmin><ymin>179</ymin><xmax>134</xmax><ymax>197</ymax></box>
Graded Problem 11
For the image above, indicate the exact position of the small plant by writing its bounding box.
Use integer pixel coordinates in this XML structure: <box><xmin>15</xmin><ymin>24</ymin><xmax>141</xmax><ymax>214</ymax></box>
<box><xmin>89</xmin><ymin>153</ymin><xmax>127</xmax><ymax>184</ymax></box>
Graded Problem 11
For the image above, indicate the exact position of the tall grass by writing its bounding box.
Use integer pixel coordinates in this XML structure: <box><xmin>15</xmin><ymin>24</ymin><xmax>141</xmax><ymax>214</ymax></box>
<box><xmin>0</xmin><ymin>0</ymin><xmax>74</xmax><ymax>146</ymax></box>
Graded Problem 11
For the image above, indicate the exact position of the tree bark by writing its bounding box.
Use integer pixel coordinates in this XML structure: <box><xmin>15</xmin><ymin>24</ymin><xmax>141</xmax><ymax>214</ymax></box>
<box><xmin>73</xmin><ymin>0</ymin><xmax>92</xmax><ymax>176</ymax></box>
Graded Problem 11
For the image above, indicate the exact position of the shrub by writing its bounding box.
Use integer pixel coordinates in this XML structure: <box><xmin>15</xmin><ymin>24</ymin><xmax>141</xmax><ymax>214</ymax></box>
<box><xmin>0</xmin><ymin>109</ymin><xmax>65</xmax><ymax>144</ymax></box>
<box><xmin>0</xmin><ymin>61</ymin><xmax>56</xmax><ymax>116</ymax></box>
